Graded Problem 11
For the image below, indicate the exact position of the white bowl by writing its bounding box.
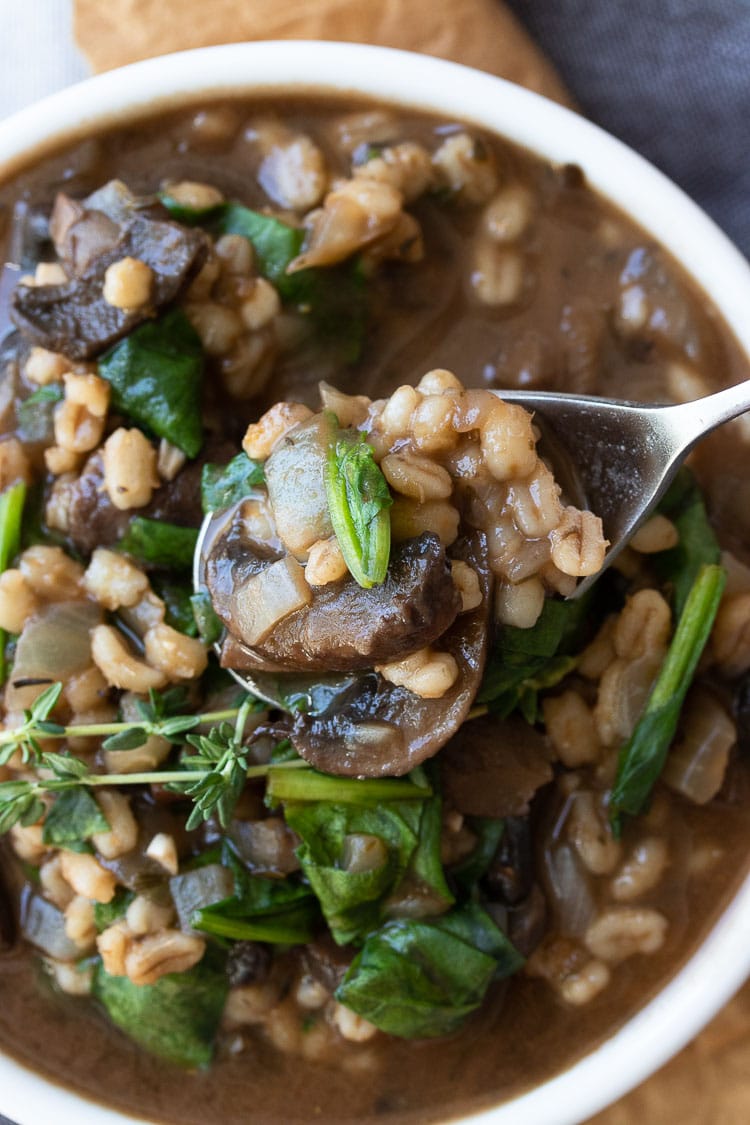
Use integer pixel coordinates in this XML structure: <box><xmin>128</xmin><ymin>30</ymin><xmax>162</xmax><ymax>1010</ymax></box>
<box><xmin>1</xmin><ymin>39</ymin><xmax>749</xmax><ymax>1125</ymax></box>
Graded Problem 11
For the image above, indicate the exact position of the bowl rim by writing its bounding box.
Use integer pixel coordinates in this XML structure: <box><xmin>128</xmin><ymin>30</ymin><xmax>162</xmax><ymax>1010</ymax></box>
<box><xmin>0</xmin><ymin>38</ymin><xmax>749</xmax><ymax>1125</ymax></box>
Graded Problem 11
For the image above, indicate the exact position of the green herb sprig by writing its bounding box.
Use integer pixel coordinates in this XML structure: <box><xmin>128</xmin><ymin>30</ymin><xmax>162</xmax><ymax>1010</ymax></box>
<box><xmin>0</xmin><ymin>683</ymin><xmax>309</xmax><ymax>835</ymax></box>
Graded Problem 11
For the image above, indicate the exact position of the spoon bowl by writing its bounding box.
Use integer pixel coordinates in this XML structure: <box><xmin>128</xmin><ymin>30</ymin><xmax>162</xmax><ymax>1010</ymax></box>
<box><xmin>498</xmin><ymin>379</ymin><xmax>750</xmax><ymax>595</ymax></box>
<box><xmin>194</xmin><ymin>376</ymin><xmax>750</xmax><ymax>706</ymax></box>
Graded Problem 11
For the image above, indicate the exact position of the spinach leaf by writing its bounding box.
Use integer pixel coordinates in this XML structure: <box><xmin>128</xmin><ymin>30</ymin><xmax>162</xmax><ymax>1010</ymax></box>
<box><xmin>285</xmin><ymin>800</ymin><xmax>421</xmax><ymax>945</ymax></box>
<box><xmin>190</xmin><ymin>590</ymin><xmax>223</xmax><ymax>644</ymax></box>
<box><xmin>266</xmin><ymin>768</ymin><xmax>430</xmax><ymax>805</ymax></box>
<box><xmin>610</xmin><ymin>562</ymin><xmax>726</xmax><ymax>834</ymax></box>
<box><xmin>478</xmin><ymin>591</ymin><xmax>595</xmax><ymax>717</ymax></box>
<box><xmin>17</xmin><ymin>384</ymin><xmax>63</xmax><ymax>442</ymax></box>
<box><xmin>153</xmin><ymin>579</ymin><xmax>199</xmax><ymax>636</ymax></box>
<box><xmin>216</xmin><ymin>205</ymin><xmax>366</xmax><ymax>363</ymax></box>
<box><xmin>191</xmin><ymin>842</ymin><xmax>318</xmax><ymax>944</ymax></box>
<box><xmin>98</xmin><ymin>307</ymin><xmax>204</xmax><ymax>458</ymax></box>
<box><xmin>42</xmin><ymin>788</ymin><xmax>109</xmax><ymax>850</ymax></box>
<box><xmin>450</xmin><ymin>818</ymin><xmax>505</xmax><ymax>899</ymax></box>
<box><xmin>653</xmin><ymin>467</ymin><xmax>721</xmax><ymax>615</ymax></box>
<box><xmin>200</xmin><ymin>453</ymin><xmax>265</xmax><ymax>514</ymax></box>
<box><xmin>94</xmin><ymin>950</ymin><xmax>227</xmax><ymax>1068</ymax></box>
<box><xmin>118</xmin><ymin>517</ymin><xmax>198</xmax><ymax>570</ymax></box>
<box><xmin>93</xmin><ymin>887</ymin><xmax>135</xmax><ymax>933</ymax></box>
<box><xmin>21</xmin><ymin>481</ymin><xmax>66</xmax><ymax>549</ymax></box>
<box><xmin>159</xmin><ymin>192</ymin><xmax>224</xmax><ymax>225</ymax></box>
<box><xmin>325</xmin><ymin>437</ymin><xmax>392</xmax><ymax>588</ymax></box>
<box><xmin>405</xmin><ymin>774</ymin><xmax>454</xmax><ymax>911</ymax></box>
<box><xmin>0</xmin><ymin>480</ymin><xmax>26</xmax><ymax>684</ymax></box>
<box><xmin>193</xmin><ymin>909</ymin><xmax>315</xmax><ymax>944</ymax></box>
<box><xmin>335</xmin><ymin>904</ymin><xmax>523</xmax><ymax>1038</ymax></box>
<box><xmin>217</xmin><ymin>205</ymin><xmax>305</xmax><ymax>295</ymax></box>
<box><xmin>282</xmin><ymin>770</ymin><xmax>450</xmax><ymax>946</ymax></box>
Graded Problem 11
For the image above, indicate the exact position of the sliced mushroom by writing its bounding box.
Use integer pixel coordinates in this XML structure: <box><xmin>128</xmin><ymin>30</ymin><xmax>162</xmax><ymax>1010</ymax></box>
<box><xmin>440</xmin><ymin>714</ymin><xmax>554</xmax><ymax>818</ymax></box>
<box><xmin>288</xmin><ymin>532</ymin><xmax>492</xmax><ymax>776</ymax></box>
<box><xmin>207</xmin><ymin>516</ymin><xmax>461</xmax><ymax>672</ymax></box>
<box><xmin>61</xmin><ymin>439</ymin><xmax>235</xmax><ymax>557</ymax></box>
<box><xmin>49</xmin><ymin>193</ymin><xmax>121</xmax><ymax>277</ymax></box>
<box><xmin>12</xmin><ymin>210</ymin><xmax>208</xmax><ymax>359</ymax></box>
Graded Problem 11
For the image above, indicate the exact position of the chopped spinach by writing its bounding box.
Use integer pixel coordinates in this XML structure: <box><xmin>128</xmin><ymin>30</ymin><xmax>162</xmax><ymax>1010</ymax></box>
<box><xmin>159</xmin><ymin>192</ymin><xmax>224</xmax><ymax>225</ymax></box>
<box><xmin>200</xmin><ymin>453</ymin><xmax>265</xmax><ymax>514</ymax></box>
<box><xmin>190</xmin><ymin>590</ymin><xmax>223</xmax><ymax>644</ymax></box>
<box><xmin>41</xmin><ymin>788</ymin><xmax>109</xmax><ymax>850</ymax></box>
<box><xmin>450</xmin><ymin>818</ymin><xmax>505</xmax><ymax>899</ymax></box>
<box><xmin>217</xmin><ymin>205</ymin><xmax>304</xmax><ymax>296</ymax></box>
<box><xmin>285</xmin><ymin>799</ymin><xmax>421</xmax><ymax>945</ymax></box>
<box><xmin>17</xmin><ymin>384</ymin><xmax>63</xmax><ymax>443</ymax></box>
<box><xmin>335</xmin><ymin>904</ymin><xmax>523</xmax><ymax>1038</ymax></box>
<box><xmin>94</xmin><ymin>950</ymin><xmax>227</xmax><ymax>1068</ymax></box>
<box><xmin>654</xmin><ymin>467</ymin><xmax>721</xmax><ymax>615</ymax></box>
<box><xmin>0</xmin><ymin>480</ymin><xmax>26</xmax><ymax>684</ymax></box>
<box><xmin>282</xmin><ymin>770</ymin><xmax>450</xmax><ymax>946</ymax></box>
<box><xmin>215</xmin><ymin>204</ymin><xmax>367</xmax><ymax>362</ymax></box>
<box><xmin>610</xmin><ymin>562</ymin><xmax>726</xmax><ymax>834</ymax></box>
<box><xmin>193</xmin><ymin>911</ymin><xmax>315</xmax><ymax>944</ymax></box>
<box><xmin>478</xmin><ymin>590</ymin><xmax>596</xmax><ymax>717</ymax></box>
<box><xmin>191</xmin><ymin>841</ymin><xmax>318</xmax><ymax>944</ymax></box>
<box><xmin>154</xmin><ymin>579</ymin><xmax>199</xmax><ymax>636</ymax></box>
<box><xmin>98</xmin><ymin>307</ymin><xmax>204</xmax><ymax>458</ymax></box>
<box><xmin>266</xmin><ymin>768</ymin><xmax>431</xmax><ymax>805</ymax></box>
<box><xmin>118</xmin><ymin>517</ymin><xmax>198</xmax><ymax>570</ymax></box>
<box><xmin>93</xmin><ymin>887</ymin><xmax>135</xmax><ymax>933</ymax></box>
<box><xmin>405</xmin><ymin>774</ymin><xmax>454</xmax><ymax>911</ymax></box>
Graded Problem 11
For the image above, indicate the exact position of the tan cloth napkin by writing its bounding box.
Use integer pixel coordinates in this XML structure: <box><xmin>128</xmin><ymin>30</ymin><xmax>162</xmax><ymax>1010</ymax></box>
<box><xmin>73</xmin><ymin>0</ymin><xmax>573</xmax><ymax>106</ymax></box>
<box><xmin>71</xmin><ymin>2</ymin><xmax>750</xmax><ymax>1120</ymax></box>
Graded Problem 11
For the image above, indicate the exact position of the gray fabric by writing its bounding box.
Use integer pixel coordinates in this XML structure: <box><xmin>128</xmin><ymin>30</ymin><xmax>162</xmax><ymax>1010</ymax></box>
<box><xmin>507</xmin><ymin>0</ymin><xmax>750</xmax><ymax>259</ymax></box>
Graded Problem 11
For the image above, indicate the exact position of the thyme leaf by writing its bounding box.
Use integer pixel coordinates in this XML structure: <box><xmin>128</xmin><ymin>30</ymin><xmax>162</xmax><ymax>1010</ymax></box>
<box><xmin>0</xmin><ymin>684</ymin><xmax>304</xmax><ymax>834</ymax></box>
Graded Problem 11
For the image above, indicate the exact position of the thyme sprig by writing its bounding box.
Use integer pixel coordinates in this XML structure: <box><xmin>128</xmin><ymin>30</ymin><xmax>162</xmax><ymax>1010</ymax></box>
<box><xmin>0</xmin><ymin>683</ymin><xmax>243</xmax><ymax>765</ymax></box>
<box><xmin>0</xmin><ymin>682</ymin><xmax>310</xmax><ymax>835</ymax></box>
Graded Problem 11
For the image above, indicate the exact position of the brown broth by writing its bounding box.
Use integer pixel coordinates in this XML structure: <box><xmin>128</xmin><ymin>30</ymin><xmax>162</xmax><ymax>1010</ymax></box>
<box><xmin>0</xmin><ymin>95</ymin><xmax>749</xmax><ymax>1124</ymax></box>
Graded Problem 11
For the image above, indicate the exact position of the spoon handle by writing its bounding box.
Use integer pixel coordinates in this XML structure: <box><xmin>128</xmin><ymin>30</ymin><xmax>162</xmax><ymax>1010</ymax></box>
<box><xmin>664</xmin><ymin>377</ymin><xmax>750</xmax><ymax>451</ymax></box>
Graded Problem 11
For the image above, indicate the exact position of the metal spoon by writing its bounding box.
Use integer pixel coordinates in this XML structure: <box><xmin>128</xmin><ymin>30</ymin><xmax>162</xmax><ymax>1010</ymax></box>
<box><xmin>195</xmin><ymin>377</ymin><xmax>750</xmax><ymax>703</ymax></box>
<box><xmin>496</xmin><ymin>379</ymin><xmax>750</xmax><ymax>597</ymax></box>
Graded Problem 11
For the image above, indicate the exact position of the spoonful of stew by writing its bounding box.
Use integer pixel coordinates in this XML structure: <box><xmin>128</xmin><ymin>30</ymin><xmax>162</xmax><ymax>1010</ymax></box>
<box><xmin>195</xmin><ymin>370</ymin><xmax>750</xmax><ymax>767</ymax></box>
<box><xmin>499</xmin><ymin>378</ymin><xmax>750</xmax><ymax>597</ymax></box>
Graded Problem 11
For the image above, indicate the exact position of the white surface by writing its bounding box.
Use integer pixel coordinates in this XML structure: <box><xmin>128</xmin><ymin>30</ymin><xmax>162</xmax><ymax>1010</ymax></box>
<box><xmin>0</xmin><ymin>0</ymin><xmax>87</xmax><ymax>118</ymax></box>
<box><xmin>0</xmin><ymin>40</ymin><xmax>749</xmax><ymax>1125</ymax></box>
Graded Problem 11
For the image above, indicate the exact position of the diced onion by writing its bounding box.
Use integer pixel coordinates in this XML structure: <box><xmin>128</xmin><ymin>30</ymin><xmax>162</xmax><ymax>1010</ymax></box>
<box><xmin>5</xmin><ymin>600</ymin><xmax>102</xmax><ymax>713</ymax></box>
<box><xmin>170</xmin><ymin>865</ymin><xmax>235</xmax><ymax>933</ymax></box>
<box><xmin>21</xmin><ymin>893</ymin><xmax>80</xmax><ymax>961</ymax></box>
<box><xmin>342</xmin><ymin>834</ymin><xmax>388</xmax><ymax>874</ymax></box>
<box><xmin>544</xmin><ymin>843</ymin><xmax>596</xmax><ymax>937</ymax></box>
<box><xmin>233</xmin><ymin>556</ymin><xmax>312</xmax><ymax>646</ymax></box>
<box><xmin>662</xmin><ymin>689</ymin><xmax>735</xmax><ymax>804</ymax></box>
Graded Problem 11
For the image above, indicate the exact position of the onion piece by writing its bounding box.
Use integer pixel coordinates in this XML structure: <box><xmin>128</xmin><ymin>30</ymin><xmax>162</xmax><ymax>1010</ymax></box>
<box><xmin>170</xmin><ymin>865</ymin><xmax>235</xmax><ymax>934</ymax></box>
<box><xmin>232</xmin><ymin>555</ymin><xmax>312</xmax><ymax>646</ymax></box>
<box><xmin>5</xmin><ymin>600</ymin><xmax>102</xmax><ymax>712</ymax></box>
<box><xmin>662</xmin><ymin>688</ymin><xmax>735</xmax><ymax>804</ymax></box>
<box><xmin>21</xmin><ymin>890</ymin><xmax>80</xmax><ymax>961</ymax></box>
<box><xmin>543</xmin><ymin>843</ymin><xmax>596</xmax><ymax>938</ymax></box>
<box><xmin>229</xmin><ymin>818</ymin><xmax>300</xmax><ymax>876</ymax></box>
